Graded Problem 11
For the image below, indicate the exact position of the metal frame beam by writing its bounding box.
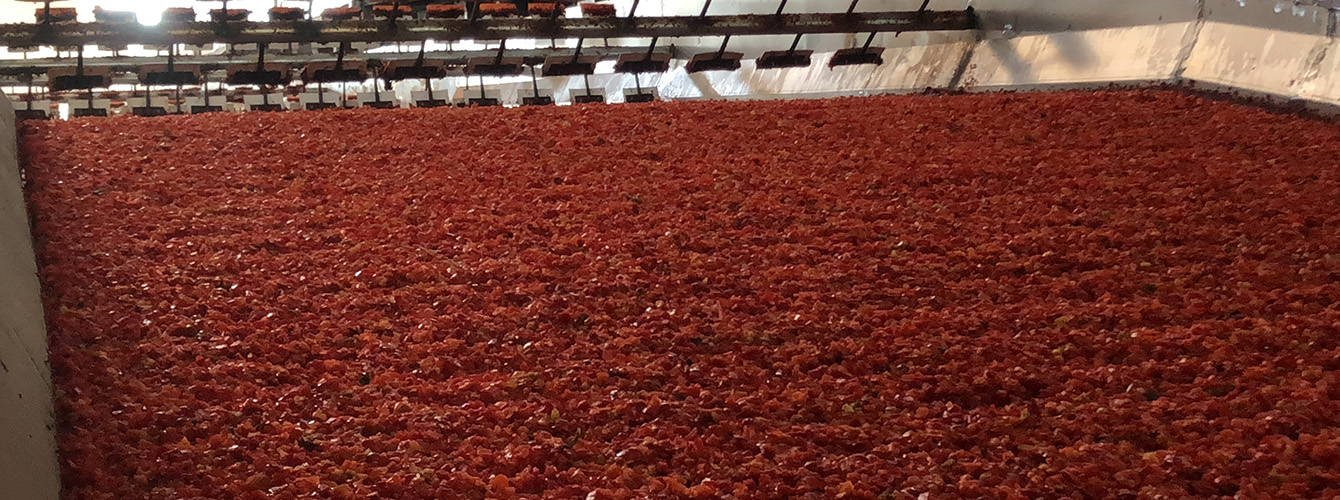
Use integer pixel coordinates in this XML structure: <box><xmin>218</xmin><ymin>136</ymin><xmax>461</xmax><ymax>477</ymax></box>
<box><xmin>0</xmin><ymin>46</ymin><xmax>671</xmax><ymax>77</ymax></box>
<box><xmin>0</xmin><ymin>11</ymin><xmax>975</xmax><ymax>48</ymax></box>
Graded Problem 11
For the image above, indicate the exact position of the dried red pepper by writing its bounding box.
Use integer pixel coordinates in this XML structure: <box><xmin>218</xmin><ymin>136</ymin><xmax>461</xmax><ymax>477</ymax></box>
<box><xmin>21</xmin><ymin>90</ymin><xmax>1340</xmax><ymax>500</ymax></box>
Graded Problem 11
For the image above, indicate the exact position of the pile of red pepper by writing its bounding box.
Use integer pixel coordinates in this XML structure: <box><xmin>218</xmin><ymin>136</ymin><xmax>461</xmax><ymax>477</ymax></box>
<box><xmin>22</xmin><ymin>90</ymin><xmax>1340</xmax><ymax>500</ymax></box>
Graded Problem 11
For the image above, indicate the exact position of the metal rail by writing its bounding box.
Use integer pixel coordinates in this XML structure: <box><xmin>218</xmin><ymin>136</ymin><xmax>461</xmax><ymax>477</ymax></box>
<box><xmin>0</xmin><ymin>10</ymin><xmax>975</xmax><ymax>48</ymax></box>
<box><xmin>0</xmin><ymin>46</ymin><xmax>672</xmax><ymax>77</ymax></box>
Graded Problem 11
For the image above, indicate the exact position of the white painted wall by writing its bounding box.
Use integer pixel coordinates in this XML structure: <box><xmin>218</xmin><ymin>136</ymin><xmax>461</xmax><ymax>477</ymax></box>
<box><xmin>959</xmin><ymin>22</ymin><xmax>1196</xmax><ymax>90</ymax></box>
<box><xmin>637</xmin><ymin>0</ymin><xmax>1340</xmax><ymax>110</ymax></box>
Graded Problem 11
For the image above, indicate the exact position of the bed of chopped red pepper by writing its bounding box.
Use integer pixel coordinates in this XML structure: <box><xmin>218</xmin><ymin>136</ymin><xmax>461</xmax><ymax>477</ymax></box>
<box><xmin>579</xmin><ymin>3</ymin><xmax>616</xmax><ymax>17</ymax></box>
<box><xmin>22</xmin><ymin>90</ymin><xmax>1340</xmax><ymax>500</ymax></box>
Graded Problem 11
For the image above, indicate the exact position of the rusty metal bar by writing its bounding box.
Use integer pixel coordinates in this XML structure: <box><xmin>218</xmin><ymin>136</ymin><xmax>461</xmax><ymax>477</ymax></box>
<box><xmin>0</xmin><ymin>45</ymin><xmax>671</xmax><ymax>77</ymax></box>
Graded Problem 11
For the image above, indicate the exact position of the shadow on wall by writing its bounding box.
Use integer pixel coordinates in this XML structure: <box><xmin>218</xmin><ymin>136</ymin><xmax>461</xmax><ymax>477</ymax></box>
<box><xmin>986</xmin><ymin>38</ymin><xmax>1030</xmax><ymax>82</ymax></box>
<box><xmin>1054</xmin><ymin>34</ymin><xmax>1100</xmax><ymax>69</ymax></box>
<box><xmin>983</xmin><ymin>33</ymin><xmax>1098</xmax><ymax>83</ymax></box>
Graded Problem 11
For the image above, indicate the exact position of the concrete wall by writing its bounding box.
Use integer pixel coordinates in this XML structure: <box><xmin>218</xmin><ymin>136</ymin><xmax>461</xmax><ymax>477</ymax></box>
<box><xmin>0</xmin><ymin>94</ymin><xmax>60</xmax><ymax>500</ymax></box>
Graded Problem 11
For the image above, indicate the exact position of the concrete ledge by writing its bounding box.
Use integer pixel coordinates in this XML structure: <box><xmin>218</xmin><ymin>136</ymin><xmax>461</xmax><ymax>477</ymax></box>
<box><xmin>0</xmin><ymin>93</ymin><xmax>60</xmax><ymax>500</ymax></box>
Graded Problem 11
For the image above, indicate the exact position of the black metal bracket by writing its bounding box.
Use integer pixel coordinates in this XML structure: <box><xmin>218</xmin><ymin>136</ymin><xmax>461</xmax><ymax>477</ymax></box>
<box><xmin>522</xmin><ymin>65</ymin><xmax>553</xmax><ymax>106</ymax></box>
<box><xmin>614</xmin><ymin>35</ymin><xmax>669</xmax><ymax>74</ymax></box>
<box><xmin>829</xmin><ymin>31</ymin><xmax>883</xmax><ymax>67</ymax></box>
<box><xmin>542</xmin><ymin>36</ymin><xmax>598</xmax><ymax>76</ymax></box>
<box><xmin>572</xmin><ymin>73</ymin><xmax>604</xmax><ymax>104</ymax></box>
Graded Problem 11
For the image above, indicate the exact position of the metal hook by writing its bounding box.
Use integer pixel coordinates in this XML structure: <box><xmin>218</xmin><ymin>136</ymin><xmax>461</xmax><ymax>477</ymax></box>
<box><xmin>778</xmin><ymin>0</ymin><xmax>800</xmax><ymax>55</ymax></box>
<box><xmin>716</xmin><ymin>34</ymin><xmax>731</xmax><ymax>58</ymax></box>
<box><xmin>256</xmin><ymin>42</ymin><xmax>271</xmax><ymax>107</ymax></box>
<box><xmin>80</xmin><ymin>45</ymin><xmax>94</xmax><ymax>109</ymax></box>
<box><xmin>644</xmin><ymin>36</ymin><xmax>659</xmax><ymax>61</ymax></box>
<box><xmin>371</xmin><ymin>62</ymin><xmax>382</xmax><ymax>103</ymax></box>
<box><xmin>529</xmin><ymin>65</ymin><xmax>541</xmax><ymax>98</ymax></box>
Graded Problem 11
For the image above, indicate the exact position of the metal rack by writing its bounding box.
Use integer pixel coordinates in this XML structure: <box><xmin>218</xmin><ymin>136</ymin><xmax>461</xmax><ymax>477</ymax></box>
<box><xmin>0</xmin><ymin>1</ymin><xmax>977</xmax><ymax>117</ymax></box>
<box><xmin>0</xmin><ymin>11</ymin><xmax>974</xmax><ymax>47</ymax></box>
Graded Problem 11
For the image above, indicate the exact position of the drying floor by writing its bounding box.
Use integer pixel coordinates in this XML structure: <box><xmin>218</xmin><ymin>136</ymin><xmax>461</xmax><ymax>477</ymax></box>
<box><xmin>22</xmin><ymin>90</ymin><xmax>1340</xmax><ymax>500</ymax></box>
